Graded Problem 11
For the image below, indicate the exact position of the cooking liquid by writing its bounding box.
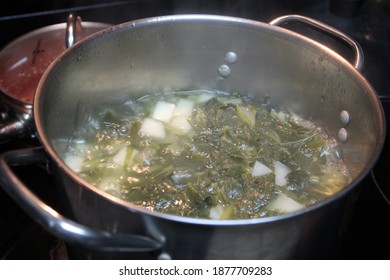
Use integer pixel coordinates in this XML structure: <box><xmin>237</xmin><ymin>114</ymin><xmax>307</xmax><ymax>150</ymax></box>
<box><xmin>63</xmin><ymin>90</ymin><xmax>351</xmax><ymax>219</ymax></box>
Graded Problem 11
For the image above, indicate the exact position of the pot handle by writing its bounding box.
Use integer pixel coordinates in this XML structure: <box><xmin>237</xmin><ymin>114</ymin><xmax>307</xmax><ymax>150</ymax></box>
<box><xmin>269</xmin><ymin>14</ymin><xmax>364</xmax><ymax>71</ymax></box>
<box><xmin>0</xmin><ymin>147</ymin><xmax>162</xmax><ymax>253</ymax></box>
<box><xmin>0</xmin><ymin>118</ymin><xmax>28</xmax><ymax>143</ymax></box>
<box><xmin>66</xmin><ymin>13</ymin><xmax>82</xmax><ymax>48</ymax></box>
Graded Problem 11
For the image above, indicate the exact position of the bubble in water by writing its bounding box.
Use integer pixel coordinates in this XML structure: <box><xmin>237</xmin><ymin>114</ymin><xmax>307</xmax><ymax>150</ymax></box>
<box><xmin>225</xmin><ymin>51</ymin><xmax>238</xmax><ymax>64</ymax></box>
<box><xmin>340</xmin><ymin>110</ymin><xmax>350</xmax><ymax>125</ymax></box>
<box><xmin>119</xmin><ymin>126</ymin><xmax>129</xmax><ymax>135</ymax></box>
<box><xmin>109</xmin><ymin>129</ymin><xmax>119</xmax><ymax>139</ymax></box>
<box><xmin>338</xmin><ymin>128</ymin><xmax>348</xmax><ymax>142</ymax></box>
<box><xmin>108</xmin><ymin>182</ymin><xmax>117</xmax><ymax>189</ymax></box>
<box><xmin>218</xmin><ymin>64</ymin><xmax>231</xmax><ymax>77</ymax></box>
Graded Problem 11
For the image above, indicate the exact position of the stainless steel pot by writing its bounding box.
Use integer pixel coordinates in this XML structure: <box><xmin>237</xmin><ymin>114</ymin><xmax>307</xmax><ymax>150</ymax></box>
<box><xmin>0</xmin><ymin>14</ymin><xmax>385</xmax><ymax>259</ymax></box>
<box><xmin>0</xmin><ymin>14</ymin><xmax>110</xmax><ymax>143</ymax></box>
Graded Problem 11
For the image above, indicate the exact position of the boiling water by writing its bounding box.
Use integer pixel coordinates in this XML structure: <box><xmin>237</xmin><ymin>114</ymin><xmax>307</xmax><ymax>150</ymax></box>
<box><xmin>63</xmin><ymin>90</ymin><xmax>350</xmax><ymax>219</ymax></box>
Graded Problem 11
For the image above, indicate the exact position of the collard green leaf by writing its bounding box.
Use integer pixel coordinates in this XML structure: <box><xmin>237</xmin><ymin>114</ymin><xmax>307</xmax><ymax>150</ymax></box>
<box><xmin>65</xmin><ymin>90</ymin><xmax>350</xmax><ymax>219</ymax></box>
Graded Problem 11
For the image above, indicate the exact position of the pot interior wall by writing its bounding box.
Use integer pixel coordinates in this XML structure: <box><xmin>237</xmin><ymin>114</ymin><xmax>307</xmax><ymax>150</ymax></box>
<box><xmin>36</xmin><ymin>16</ymin><xmax>383</xmax><ymax>183</ymax></box>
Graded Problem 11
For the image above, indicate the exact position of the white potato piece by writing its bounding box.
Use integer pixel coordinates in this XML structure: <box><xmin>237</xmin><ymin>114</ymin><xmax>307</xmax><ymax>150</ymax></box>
<box><xmin>151</xmin><ymin>100</ymin><xmax>176</xmax><ymax>123</ymax></box>
<box><xmin>173</xmin><ymin>99</ymin><xmax>195</xmax><ymax>117</ymax></box>
<box><xmin>139</xmin><ymin>118</ymin><xmax>166</xmax><ymax>139</ymax></box>
<box><xmin>209</xmin><ymin>204</ymin><xmax>233</xmax><ymax>219</ymax></box>
<box><xmin>64</xmin><ymin>154</ymin><xmax>84</xmax><ymax>173</ymax></box>
<box><xmin>274</xmin><ymin>161</ymin><xmax>291</xmax><ymax>186</ymax></box>
<box><xmin>209</xmin><ymin>205</ymin><xmax>224</xmax><ymax>219</ymax></box>
<box><xmin>170</xmin><ymin>115</ymin><xmax>193</xmax><ymax>134</ymax></box>
<box><xmin>267</xmin><ymin>193</ymin><xmax>305</xmax><ymax>213</ymax></box>
<box><xmin>111</xmin><ymin>146</ymin><xmax>127</xmax><ymax>168</ymax></box>
<box><xmin>252</xmin><ymin>160</ymin><xmax>272</xmax><ymax>177</ymax></box>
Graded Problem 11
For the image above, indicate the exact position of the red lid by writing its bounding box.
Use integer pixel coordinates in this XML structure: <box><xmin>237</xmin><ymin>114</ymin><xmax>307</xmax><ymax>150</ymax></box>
<box><xmin>0</xmin><ymin>21</ymin><xmax>110</xmax><ymax>105</ymax></box>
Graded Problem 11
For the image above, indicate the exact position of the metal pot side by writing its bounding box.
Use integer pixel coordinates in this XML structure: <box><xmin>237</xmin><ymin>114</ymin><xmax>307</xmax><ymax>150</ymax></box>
<box><xmin>33</xmin><ymin>15</ymin><xmax>385</xmax><ymax>259</ymax></box>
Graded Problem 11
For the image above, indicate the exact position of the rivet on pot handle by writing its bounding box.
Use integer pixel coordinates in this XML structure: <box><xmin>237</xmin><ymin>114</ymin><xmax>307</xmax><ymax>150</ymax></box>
<box><xmin>269</xmin><ymin>14</ymin><xmax>364</xmax><ymax>71</ymax></box>
<box><xmin>0</xmin><ymin>147</ymin><xmax>162</xmax><ymax>253</ymax></box>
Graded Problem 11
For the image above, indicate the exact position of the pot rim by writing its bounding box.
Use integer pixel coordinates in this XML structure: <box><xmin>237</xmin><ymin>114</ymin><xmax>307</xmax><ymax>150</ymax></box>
<box><xmin>34</xmin><ymin>14</ymin><xmax>386</xmax><ymax>226</ymax></box>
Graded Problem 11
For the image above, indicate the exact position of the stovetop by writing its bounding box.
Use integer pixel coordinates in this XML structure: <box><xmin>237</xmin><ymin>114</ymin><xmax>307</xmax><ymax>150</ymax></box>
<box><xmin>1</xmin><ymin>0</ymin><xmax>390</xmax><ymax>259</ymax></box>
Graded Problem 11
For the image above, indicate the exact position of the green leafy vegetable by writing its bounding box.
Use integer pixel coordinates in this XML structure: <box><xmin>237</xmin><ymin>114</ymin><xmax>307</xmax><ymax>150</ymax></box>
<box><xmin>64</xmin><ymin>90</ymin><xmax>350</xmax><ymax>219</ymax></box>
